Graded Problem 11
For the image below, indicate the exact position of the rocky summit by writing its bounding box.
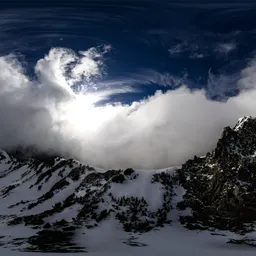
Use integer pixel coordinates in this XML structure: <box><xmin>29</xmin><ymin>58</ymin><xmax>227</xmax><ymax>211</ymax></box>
<box><xmin>1</xmin><ymin>116</ymin><xmax>256</xmax><ymax>252</ymax></box>
<box><xmin>178</xmin><ymin>116</ymin><xmax>256</xmax><ymax>233</ymax></box>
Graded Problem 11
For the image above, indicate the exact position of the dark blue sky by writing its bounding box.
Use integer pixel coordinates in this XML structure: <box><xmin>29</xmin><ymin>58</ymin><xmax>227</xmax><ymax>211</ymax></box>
<box><xmin>0</xmin><ymin>0</ymin><xmax>256</xmax><ymax>104</ymax></box>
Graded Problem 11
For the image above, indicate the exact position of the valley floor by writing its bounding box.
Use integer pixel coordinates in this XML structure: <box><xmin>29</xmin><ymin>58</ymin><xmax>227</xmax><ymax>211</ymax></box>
<box><xmin>1</xmin><ymin>217</ymin><xmax>256</xmax><ymax>255</ymax></box>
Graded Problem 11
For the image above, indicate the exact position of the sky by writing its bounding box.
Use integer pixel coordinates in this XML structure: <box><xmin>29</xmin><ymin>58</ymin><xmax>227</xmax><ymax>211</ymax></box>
<box><xmin>0</xmin><ymin>1</ymin><xmax>256</xmax><ymax>169</ymax></box>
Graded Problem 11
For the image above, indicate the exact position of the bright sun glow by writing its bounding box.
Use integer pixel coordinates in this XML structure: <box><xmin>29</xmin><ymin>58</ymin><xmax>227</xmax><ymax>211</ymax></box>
<box><xmin>60</xmin><ymin>94</ymin><xmax>103</xmax><ymax>133</ymax></box>
<box><xmin>57</xmin><ymin>92</ymin><xmax>124</xmax><ymax>136</ymax></box>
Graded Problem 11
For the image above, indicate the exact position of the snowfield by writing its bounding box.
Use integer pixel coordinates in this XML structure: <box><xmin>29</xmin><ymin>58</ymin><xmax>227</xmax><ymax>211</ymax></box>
<box><xmin>0</xmin><ymin>174</ymin><xmax>255</xmax><ymax>255</ymax></box>
<box><xmin>1</xmin><ymin>223</ymin><xmax>256</xmax><ymax>255</ymax></box>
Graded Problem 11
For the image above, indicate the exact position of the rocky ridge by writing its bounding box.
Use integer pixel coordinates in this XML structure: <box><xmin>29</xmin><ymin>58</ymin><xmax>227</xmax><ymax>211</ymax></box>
<box><xmin>178</xmin><ymin>116</ymin><xmax>256</xmax><ymax>233</ymax></box>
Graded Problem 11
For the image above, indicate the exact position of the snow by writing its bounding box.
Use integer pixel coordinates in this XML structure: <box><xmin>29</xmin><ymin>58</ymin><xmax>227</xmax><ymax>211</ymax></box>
<box><xmin>1</xmin><ymin>152</ymin><xmax>256</xmax><ymax>255</ymax></box>
<box><xmin>109</xmin><ymin>168</ymin><xmax>177</xmax><ymax>212</ymax></box>
<box><xmin>0</xmin><ymin>165</ymin><xmax>41</xmax><ymax>215</ymax></box>
<box><xmin>234</xmin><ymin>116</ymin><xmax>252</xmax><ymax>131</ymax></box>
<box><xmin>2</xmin><ymin>221</ymin><xmax>256</xmax><ymax>255</ymax></box>
<box><xmin>45</xmin><ymin>203</ymin><xmax>82</xmax><ymax>223</ymax></box>
<box><xmin>110</xmin><ymin>172</ymin><xmax>162</xmax><ymax>211</ymax></box>
<box><xmin>28</xmin><ymin>172</ymin><xmax>90</xmax><ymax>217</ymax></box>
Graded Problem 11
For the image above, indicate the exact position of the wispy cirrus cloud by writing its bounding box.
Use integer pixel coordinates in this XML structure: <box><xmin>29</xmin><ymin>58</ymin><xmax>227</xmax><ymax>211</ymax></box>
<box><xmin>168</xmin><ymin>42</ymin><xmax>207</xmax><ymax>59</ymax></box>
<box><xmin>215</xmin><ymin>42</ymin><xmax>237</xmax><ymax>55</ymax></box>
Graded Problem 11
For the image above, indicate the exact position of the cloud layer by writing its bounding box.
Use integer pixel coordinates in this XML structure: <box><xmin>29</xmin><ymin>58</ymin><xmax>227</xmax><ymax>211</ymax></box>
<box><xmin>1</xmin><ymin>46</ymin><xmax>256</xmax><ymax>169</ymax></box>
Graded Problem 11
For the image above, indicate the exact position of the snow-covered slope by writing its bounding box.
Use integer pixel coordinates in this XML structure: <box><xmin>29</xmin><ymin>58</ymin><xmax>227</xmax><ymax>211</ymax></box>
<box><xmin>1</xmin><ymin>117</ymin><xmax>256</xmax><ymax>254</ymax></box>
<box><xmin>0</xmin><ymin>149</ymin><xmax>181</xmax><ymax>252</ymax></box>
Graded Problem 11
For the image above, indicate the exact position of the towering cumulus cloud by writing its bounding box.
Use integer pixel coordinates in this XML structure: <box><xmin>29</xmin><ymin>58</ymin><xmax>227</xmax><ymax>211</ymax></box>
<box><xmin>1</xmin><ymin>46</ymin><xmax>256</xmax><ymax>169</ymax></box>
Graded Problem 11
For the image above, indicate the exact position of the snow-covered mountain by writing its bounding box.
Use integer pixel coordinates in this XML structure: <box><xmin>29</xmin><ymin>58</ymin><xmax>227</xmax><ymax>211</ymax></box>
<box><xmin>1</xmin><ymin>116</ymin><xmax>256</xmax><ymax>255</ymax></box>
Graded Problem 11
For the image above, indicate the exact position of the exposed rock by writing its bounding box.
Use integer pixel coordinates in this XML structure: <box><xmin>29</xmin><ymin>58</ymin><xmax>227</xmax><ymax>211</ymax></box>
<box><xmin>26</xmin><ymin>229</ymin><xmax>86</xmax><ymax>253</ymax></box>
<box><xmin>177</xmin><ymin>117</ymin><xmax>256</xmax><ymax>232</ymax></box>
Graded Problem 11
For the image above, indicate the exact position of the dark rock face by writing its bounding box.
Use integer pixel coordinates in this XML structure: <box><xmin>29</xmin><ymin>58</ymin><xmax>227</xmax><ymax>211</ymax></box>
<box><xmin>178</xmin><ymin>116</ymin><xmax>256</xmax><ymax>232</ymax></box>
<box><xmin>26</xmin><ymin>229</ymin><xmax>86</xmax><ymax>253</ymax></box>
<box><xmin>5</xmin><ymin>145</ymin><xmax>59</xmax><ymax>163</ymax></box>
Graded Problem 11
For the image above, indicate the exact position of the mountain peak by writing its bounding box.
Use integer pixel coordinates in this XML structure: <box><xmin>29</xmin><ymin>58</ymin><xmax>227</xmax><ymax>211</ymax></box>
<box><xmin>234</xmin><ymin>116</ymin><xmax>253</xmax><ymax>132</ymax></box>
<box><xmin>212</xmin><ymin>116</ymin><xmax>256</xmax><ymax>161</ymax></box>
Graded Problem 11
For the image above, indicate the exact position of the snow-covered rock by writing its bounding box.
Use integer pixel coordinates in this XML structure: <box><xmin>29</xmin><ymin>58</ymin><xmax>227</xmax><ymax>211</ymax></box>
<box><xmin>1</xmin><ymin>116</ymin><xmax>256</xmax><ymax>253</ymax></box>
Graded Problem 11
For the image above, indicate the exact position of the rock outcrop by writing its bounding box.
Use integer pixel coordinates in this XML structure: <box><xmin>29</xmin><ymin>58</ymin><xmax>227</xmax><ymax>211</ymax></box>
<box><xmin>178</xmin><ymin>116</ymin><xmax>256</xmax><ymax>232</ymax></box>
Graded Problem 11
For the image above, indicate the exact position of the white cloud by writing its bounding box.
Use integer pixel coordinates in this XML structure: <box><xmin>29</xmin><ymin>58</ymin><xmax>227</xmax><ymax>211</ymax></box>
<box><xmin>1</xmin><ymin>47</ymin><xmax>256</xmax><ymax>169</ymax></box>
<box><xmin>131</xmin><ymin>69</ymin><xmax>187</xmax><ymax>87</ymax></box>
<box><xmin>216</xmin><ymin>43</ymin><xmax>237</xmax><ymax>54</ymax></box>
<box><xmin>237</xmin><ymin>59</ymin><xmax>256</xmax><ymax>90</ymax></box>
<box><xmin>206</xmin><ymin>69</ymin><xmax>239</xmax><ymax>99</ymax></box>
<box><xmin>189</xmin><ymin>52</ymin><xmax>205</xmax><ymax>59</ymax></box>
<box><xmin>169</xmin><ymin>42</ymin><xmax>206</xmax><ymax>59</ymax></box>
<box><xmin>168</xmin><ymin>43</ymin><xmax>186</xmax><ymax>55</ymax></box>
